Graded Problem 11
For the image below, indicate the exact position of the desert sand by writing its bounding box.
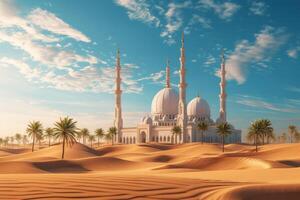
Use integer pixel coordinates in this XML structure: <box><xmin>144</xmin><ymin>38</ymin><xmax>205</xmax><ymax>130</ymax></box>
<box><xmin>0</xmin><ymin>142</ymin><xmax>300</xmax><ymax>199</ymax></box>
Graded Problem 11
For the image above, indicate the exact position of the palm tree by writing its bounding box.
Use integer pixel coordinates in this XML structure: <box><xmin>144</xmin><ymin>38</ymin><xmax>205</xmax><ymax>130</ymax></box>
<box><xmin>248</xmin><ymin>120</ymin><xmax>264</xmax><ymax>152</ymax></box>
<box><xmin>105</xmin><ymin>133</ymin><xmax>112</xmax><ymax>144</ymax></box>
<box><xmin>26</xmin><ymin>121</ymin><xmax>43</xmax><ymax>152</ymax></box>
<box><xmin>4</xmin><ymin>136</ymin><xmax>9</xmax><ymax>147</ymax></box>
<box><xmin>36</xmin><ymin>132</ymin><xmax>44</xmax><ymax>148</ymax></box>
<box><xmin>15</xmin><ymin>133</ymin><xmax>22</xmax><ymax>146</ymax></box>
<box><xmin>280</xmin><ymin>132</ymin><xmax>287</xmax><ymax>143</ymax></box>
<box><xmin>171</xmin><ymin>125</ymin><xmax>182</xmax><ymax>144</ymax></box>
<box><xmin>0</xmin><ymin>138</ymin><xmax>3</xmax><ymax>147</ymax></box>
<box><xmin>80</xmin><ymin>128</ymin><xmax>89</xmax><ymax>145</ymax></box>
<box><xmin>288</xmin><ymin>125</ymin><xmax>297</xmax><ymax>143</ymax></box>
<box><xmin>76</xmin><ymin>131</ymin><xmax>82</xmax><ymax>143</ymax></box>
<box><xmin>22</xmin><ymin>135</ymin><xmax>28</xmax><ymax>147</ymax></box>
<box><xmin>216</xmin><ymin>122</ymin><xmax>232</xmax><ymax>152</ymax></box>
<box><xmin>45</xmin><ymin>128</ymin><xmax>54</xmax><ymax>147</ymax></box>
<box><xmin>53</xmin><ymin>117</ymin><xmax>78</xmax><ymax>159</ymax></box>
<box><xmin>107</xmin><ymin>127</ymin><xmax>117</xmax><ymax>145</ymax></box>
<box><xmin>295</xmin><ymin>131</ymin><xmax>300</xmax><ymax>142</ymax></box>
<box><xmin>197</xmin><ymin>121</ymin><xmax>208</xmax><ymax>144</ymax></box>
<box><xmin>95</xmin><ymin>128</ymin><xmax>104</xmax><ymax>147</ymax></box>
<box><xmin>10</xmin><ymin>136</ymin><xmax>14</xmax><ymax>147</ymax></box>
<box><xmin>88</xmin><ymin>135</ymin><xmax>96</xmax><ymax>148</ymax></box>
<box><xmin>260</xmin><ymin>119</ymin><xmax>273</xmax><ymax>145</ymax></box>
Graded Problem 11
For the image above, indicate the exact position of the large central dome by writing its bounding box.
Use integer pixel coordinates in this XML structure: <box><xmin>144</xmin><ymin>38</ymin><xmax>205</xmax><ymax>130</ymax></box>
<box><xmin>151</xmin><ymin>88</ymin><xmax>179</xmax><ymax>115</ymax></box>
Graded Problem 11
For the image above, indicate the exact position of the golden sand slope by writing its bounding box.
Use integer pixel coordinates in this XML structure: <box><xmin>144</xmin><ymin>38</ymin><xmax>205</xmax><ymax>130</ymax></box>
<box><xmin>0</xmin><ymin>142</ymin><xmax>300</xmax><ymax>199</ymax></box>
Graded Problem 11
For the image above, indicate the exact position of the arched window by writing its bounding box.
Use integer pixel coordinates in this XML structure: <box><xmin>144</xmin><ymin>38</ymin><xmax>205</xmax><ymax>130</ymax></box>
<box><xmin>163</xmin><ymin>136</ymin><xmax>166</xmax><ymax>142</ymax></box>
<box><xmin>129</xmin><ymin>137</ymin><xmax>132</xmax><ymax>144</ymax></box>
<box><xmin>167</xmin><ymin>136</ymin><xmax>170</xmax><ymax>142</ymax></box>
<box><xmin>159</xmin><ymin>136</ymin><xmax>162</xmax><ymax>142</ymax></box>
<box><xmin>133</xmin><ymin>137</ymin><xmax>136</xmax><ymax>144</ymax></box>
<box><xmin>126</xmin><ymin>137</ymin><xmax>129</xmax><ymax>144</ymax></box>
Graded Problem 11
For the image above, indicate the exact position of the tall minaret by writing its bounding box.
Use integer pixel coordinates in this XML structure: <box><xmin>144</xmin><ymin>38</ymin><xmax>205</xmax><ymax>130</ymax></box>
<box><xmin>219</xmin><ymin>50</ymin><xmax>227</xmax><ymax>123</ymax></box>
<box><xmin>177</xmin><ymin>32</ymin><xmax>187</xmax><ymax>143</ymax></box>
<box><xmin>166</xmin><ymin>59</ymin><xmax>171</xmax><ymax>88</ymax></box>
<box><xmin>114</xmin><ymin>48</ymin><xmax>123</xmax><ymax>143</ymax></box>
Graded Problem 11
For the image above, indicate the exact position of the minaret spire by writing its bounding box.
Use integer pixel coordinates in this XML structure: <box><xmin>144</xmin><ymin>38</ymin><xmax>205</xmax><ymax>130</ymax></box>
<box><xmin>166</xmin><ymin>59</ymin><xmax>170</xmax><ymax>88</ymax></box>
<box><xmin>114</xmin><ymin>48</ymin><xmax>123</xmax><ymax>143</ymax></box>
<box><xmin>177</xmin><ymin>32</ymin><xmax>188</xmax><ymax>143</ymax></box>
<box><xmin>219</xmin><ymin>49</ymin><xmax>227</xmax><ymax>123</ymax></box>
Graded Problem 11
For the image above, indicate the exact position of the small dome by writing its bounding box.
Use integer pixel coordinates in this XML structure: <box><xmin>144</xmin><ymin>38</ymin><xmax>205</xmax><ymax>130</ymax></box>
<box><xmin>151</xmin><ymin>88</ymin><xmax>179</xmax><ymax>115</ymax></box>
<box><xmin>143</xmin><ymin>117</ymin><xmax>153</xmax><ymax>124</ymax></box>
<box><xmin>187</xmin><ymin>96</ymin><xmax>210</xmax><ymax>118</ymax></box>
<box><xmin>140</xmin><ymin>116</ymin><xmax>146</xmax><ymax>123</ymax></box>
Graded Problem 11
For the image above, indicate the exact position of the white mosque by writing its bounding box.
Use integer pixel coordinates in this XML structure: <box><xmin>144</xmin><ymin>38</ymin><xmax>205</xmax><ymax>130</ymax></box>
<box><xmin>113</xmin><ymin>34</ymin><xmax>241</xmax><ymax>144</ymax></box>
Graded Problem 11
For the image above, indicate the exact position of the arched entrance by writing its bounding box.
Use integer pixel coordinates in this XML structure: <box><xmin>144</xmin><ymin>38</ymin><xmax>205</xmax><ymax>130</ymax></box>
<box><xmin>140</xmin><ymin>131</ymin><xmax>146</xmax><ymax>143</ymax></box>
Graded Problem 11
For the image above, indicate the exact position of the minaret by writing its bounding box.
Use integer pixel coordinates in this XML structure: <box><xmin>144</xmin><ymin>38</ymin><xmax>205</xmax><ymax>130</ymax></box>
<box><xmin>114</xmin><ymin>48</ymin><xmax>123</xmax><ymax>143</ymax></box>
<box><xmin>166</xmin><ymin>59</ymin><xmax>171</xmax><ymax>88</ymax></box>
<box><xmin>219</xmin><ymin>50</ymin><xmax>227</xmax><ymax>123</ymax></box>
<box><xmin>177</xmin><ymin>32</ymin><xmax>187</xmax><ymax>143</ymax></box>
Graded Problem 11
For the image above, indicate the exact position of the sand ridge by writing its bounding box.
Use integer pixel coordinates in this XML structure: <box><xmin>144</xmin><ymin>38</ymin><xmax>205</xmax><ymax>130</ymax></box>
<box><xmin>0</xmin><ymin>142</ymin><xmax>300</xmax><ymax>199</ymax></box>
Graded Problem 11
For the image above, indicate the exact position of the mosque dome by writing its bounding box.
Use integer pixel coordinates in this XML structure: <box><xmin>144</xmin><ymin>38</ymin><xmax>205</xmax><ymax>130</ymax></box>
<box><xmin>187</xmin><ymin>96</ymin><xmax>210</xmax><ymax>118</ymax></box>
<box><xmin>143</xmin><ymin>116</ymin><xmax>152</xmax><ymax>124</ymax></box>
<box><xmin>151</xmin><ymin>88</ymin><xmax>179</xmax><ymax>115</ymax></box>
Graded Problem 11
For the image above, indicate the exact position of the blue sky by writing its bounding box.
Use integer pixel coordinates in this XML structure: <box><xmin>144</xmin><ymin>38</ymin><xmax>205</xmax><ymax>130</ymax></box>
<box><xmin>0</xmin><ymin>0</ymin><xmax>299</xmax><ymax>140</ymax></box>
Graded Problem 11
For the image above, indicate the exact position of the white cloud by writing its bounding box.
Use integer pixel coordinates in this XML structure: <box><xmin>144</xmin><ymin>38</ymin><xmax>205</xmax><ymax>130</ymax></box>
<box><xmin>204</xmin><ymin>55</ymin><xmax>216</xmax><ymax>66</ymax></box>
<box><xmin>115</xmin><ymin>0</ymin><xmax>160</xmax><ymax>27</ymax></box>
<box><xmin>0</xmin><ymin>57</ymin><xmax>41</xmax><ymax>80</ymax></box>
<box><xmin>0</xmin><ymin>31</ymin><xmax>97</xmax><ymax>68</ymax></box>
<box><xmin>287</xmin><ymin>47</ymin><xmax>300</xmax><ymax>59</ymax></box>
<box><xmin>184</xmin><ymin>14</ymin><xmax>211</xmax><ymax>34</ymax></box>
<box><xmin>222</xmin><ymin>26</ymin><xmax>287</xmax><ymax>84</ymax></box>
<box><xmin>138</xmin><ymin>70</ymin><xmax>165</xmax><ymax>82</ymax></box>
<box><xmin>199</xmin><ymin>0</ymin><xmax>240</xmax><ymax>20</ymax></box>
<box><xmin>161</xmin><ymin>1</ymin><xmax>191</xmax><ymax>44</ymax></box>
<box><xmin>287</xmin><ymin>86</ymin><xmax>300</xmax><ymax>93</ymax></box>
<box><xmin>236</xmin><ymin>95</ymin><xmax>299</xmax><ymax>113</ymax></box>
<box><xmin>0</xmin><ymin>0</ymin><xmax>148</xmax><ymax>94</ymax></box>
<box><xmin>28</xmin><ymin>8</ymin><xmax>91</xmax><ymax>42</ymax></box>
<box><xmin>250</xmin><ymin>1</ymin><xmax>267</xmax><ymax>16</ymax></box>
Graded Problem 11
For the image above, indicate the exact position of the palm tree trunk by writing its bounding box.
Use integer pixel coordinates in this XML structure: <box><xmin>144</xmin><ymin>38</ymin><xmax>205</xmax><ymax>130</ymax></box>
<box><xmin>32</xmin><ymin>134</ymin><xmax>35</xmax><ymax>152</ymax></box>
<box><xmin>62</xmin><ymin>137</ymin><xmax>65</xmax><ymax>159</ymax></box>
<box><xmin>201</xmin><ymin>131</ymin><xmax>204</xmax><ymax>144</ymax></box>
<box><xmin>255</xmin><ymin>134</ymin><xmax>258</xmax><ymax>152</ymax></box>
<box><xmin>222</xmin><ymin>135</ymin><xmax>224</xmax><ymax>152</ymax></box>
<box><xmin>48</xmin><ymin>138</ymin><xmax>51</xmax><ymax>147</ymax></box>
<box><xmin>98</xmin><ymin>137</ymin><xmax>100</xmax><ymax>147</ymax></box>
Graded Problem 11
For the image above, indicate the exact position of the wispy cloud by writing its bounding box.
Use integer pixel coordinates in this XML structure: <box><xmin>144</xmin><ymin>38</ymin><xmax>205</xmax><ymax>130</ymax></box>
<box><xmin>0</xmin><ymin>0</ymin><xmax>149</xmax><ymax>94</ymax></box>
<box><xmin>28</xmin><ymin>8</ymin><xmax>91</xmax><ymax>42</ymax></box>
<box><xmin>287</xmin><ymin>46</ymin><xmax>300</xmax><ymax>59</ymax></box>
<box><xmin>198</xmin><ymin>0</ymin><xmax>240</xmax><ymax>20</ymax></box>
<box><xmin>236</xmin><ymin>95</ymin><xmax>299</xmax><ymax>113</ymax></box>
<box><xmin>184</xmin><ymin>14</ymin><xmax>211</xmax><ymax>34</ymax></box>
<box><xmin>204</xmin><ymin>55</ymin><xmax>216</xmax><ymax>66</ymax></box>
<box><xmin>250</xmin><ymin>1</ymin><xmax>267</xmax><ymax>16</ymax></box>
<box><xmin>115</xmin><ymin>0</ymin><xmax>160</xmax><ymax>27</ymax></box>
<box><xmin>160</xmin><ymin>1</ymin><xmax>192</xmax><ymax>44</ymax></box>
<box><xmin>287</xmin><ymin>86</ymin><xmax>300</xmax><ymax>93</ymax></box>
<box><xmin>222</xmin><ymin>26</ymin><xmax>288</xmax><ymax>84</ymax></box>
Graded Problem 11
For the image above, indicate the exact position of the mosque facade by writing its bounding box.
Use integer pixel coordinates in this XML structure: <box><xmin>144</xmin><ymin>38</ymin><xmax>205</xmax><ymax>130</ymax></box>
<box><xmin>113</xmin><ymin>34</ymin><xmax>241</xmax><ymax>144</ymax></box>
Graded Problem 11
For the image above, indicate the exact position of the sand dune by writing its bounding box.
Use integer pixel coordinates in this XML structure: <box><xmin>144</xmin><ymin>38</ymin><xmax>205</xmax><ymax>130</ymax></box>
<box><xmin>157</xmin><ymin>156</ymin><xmax>290</xmax><ymax>171</ymax></box>
<box><xmin>0</xmin><ymin>142</ymin><xmax>299</xmax><ymax>199</ymax></box>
